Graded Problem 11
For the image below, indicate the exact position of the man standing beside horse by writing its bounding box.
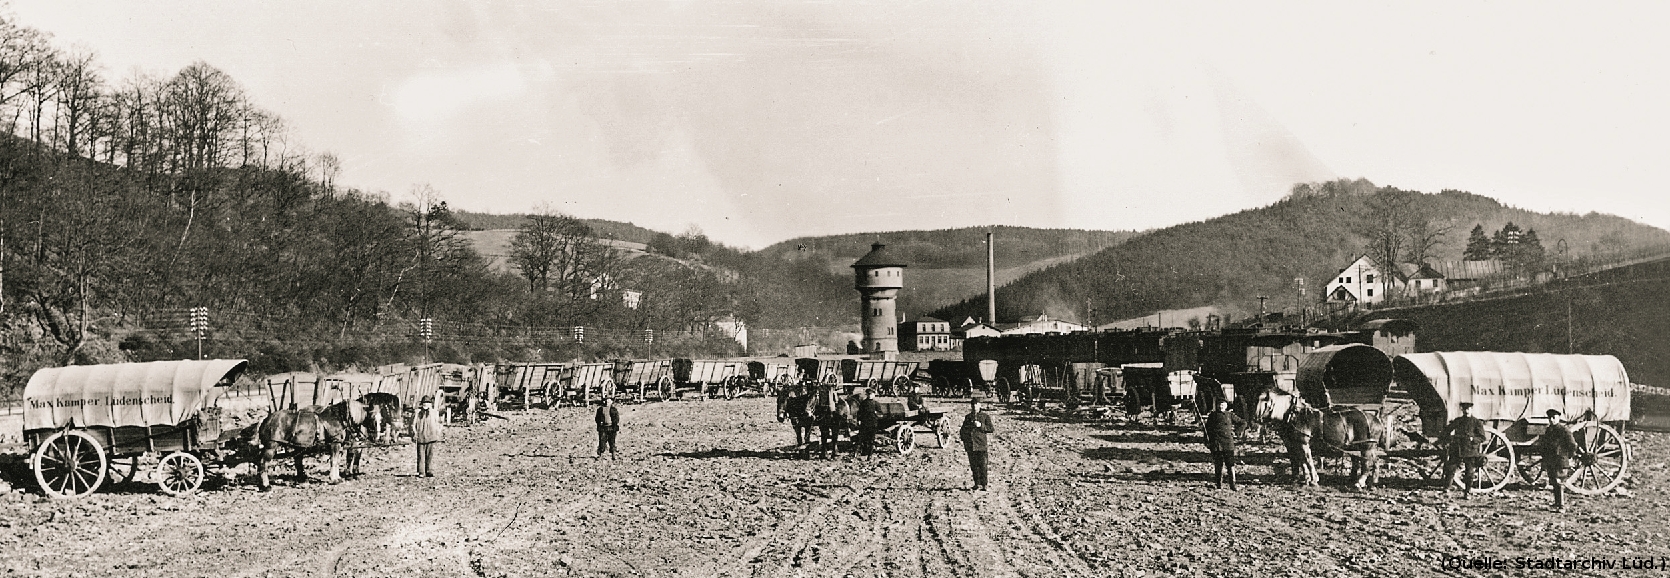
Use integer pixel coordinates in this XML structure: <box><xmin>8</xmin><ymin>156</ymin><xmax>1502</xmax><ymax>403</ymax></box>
<box><xmin>1204</xmin><ymin>400</ymin><xmax>1244</xmax><ymax>490</ymax></box>
<box><xmin>1441</xmin><ymin>402</ymin><xmax>1487</xmax><ymax>498</ymax></box>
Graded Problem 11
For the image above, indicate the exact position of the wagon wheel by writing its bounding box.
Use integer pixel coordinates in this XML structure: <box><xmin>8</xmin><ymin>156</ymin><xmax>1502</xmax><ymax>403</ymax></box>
<box><xmin>932</xmin><ymin>376</ymin><xmax>949</xmax><ymax>397</ymax></box>
<box><xmin>1470</xmin><ymin>428</ymin><xmax>1517</xmax><ymax>493</ymax></box>
<box><xmin>931</xmin><ymin>417</ymin><xmax>950</xmax><ymax>448</ymax></box>
<box><xmin>156</xmin><ymin>452</ymin><xmax>206</xmax><ymax>496</ymax></box>
<box><xmin>602</xmin><ymin>378</ymin><xmax>617</xmax><ymax>400</ymax></box>
<box><xmin>658</xmin><ymin>376</ymin><xmax>674</xmax><ymax>401</ymax></box>
<box><xmin>726</xmin><ymin>375</ymin><xmax>747</xmax><ymax>399</ymax></box>
<box><xmin>893</xmin><ymin>376</ymin><xmax>913</xmax><ymax>397</ymax></box>
<box><xmin>1516</xmin><ymin>446</ymin><xmax>1547</xmax><ymax>488</ymax></box>
<box><xmin>108</xmin><ymin>456</ymin><xmax>143</xmax><ymax>486</ymax></box>
<box><xmin>32</xmin><ymin>430</ymin><xmax>108</xmax><ymax>499</ymax></box>
<box><xmin>893</xmin><ymin>425</ymin><xmax>916</xmax><ymax>455</ymax></box>
<box><xmin>1564</xmin><ymin>422</ymin><xmax>1629</xmax><ymax>495</ymax></box>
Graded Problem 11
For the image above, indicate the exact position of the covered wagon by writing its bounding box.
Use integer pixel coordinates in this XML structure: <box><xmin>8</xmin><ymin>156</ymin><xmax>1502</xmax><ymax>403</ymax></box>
<box><xmin>22</xmin><ymin>359</ymin><xmax>250</xmax><ymax>498</ymax></box>
<box><xmin>1392</xmin><ymin>351</ymin><xmax>1632</xmax><ymax>494</ymax></box>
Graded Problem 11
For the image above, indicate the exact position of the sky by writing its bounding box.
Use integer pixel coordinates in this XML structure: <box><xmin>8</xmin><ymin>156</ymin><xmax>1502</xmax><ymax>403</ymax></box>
<box><xmin>9</xmin><ymin>1</ymin><xmax>1669</xmax><ymax>249</ymax></box>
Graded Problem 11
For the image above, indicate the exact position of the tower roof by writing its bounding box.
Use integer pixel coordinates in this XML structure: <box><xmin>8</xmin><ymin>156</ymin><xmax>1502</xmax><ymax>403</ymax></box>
<box><xmin>851</xmin><ymin>242</ymin><xmax>907</xmax><ymax>268</ymax></box>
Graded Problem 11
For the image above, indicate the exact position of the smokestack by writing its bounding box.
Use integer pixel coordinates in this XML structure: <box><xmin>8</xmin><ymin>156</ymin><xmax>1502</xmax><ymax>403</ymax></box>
<box><xmin>987</xmin><ymin>231</ymin><xmax>996</xmax><ymax>325</ymax></box>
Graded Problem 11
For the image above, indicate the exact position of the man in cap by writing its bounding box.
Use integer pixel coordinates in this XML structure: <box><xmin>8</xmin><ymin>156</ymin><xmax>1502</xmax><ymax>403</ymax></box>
<box><xmin>960</xmin><ymin>397</ymin><xmax>996</xmax><ymax>490</ymax></box>
<box><xmin>856</xmin><ymin>388</ymin><xmax>882</xmax><ymax>457</ymax></box>
<box><xmin>1440</xmin><ymin>402</ymin><xmax>1487</xmax><ymax>498</ymax></box>
<box><xmin>412</xmin><ymin>395</ymin><xmax>443</xmax><ymax>477</ymax></box>
<box><xmin>1204</xmin><ymin>400</ymin><xmax>1245</xmax><ymax>490</ymax></box>
<box><xmin>1532</xmin><ymin>408</ymin><xmax>1580</xmax><ymax>511</ymax></box>
<box><xmin>595</xmin><ymin>396</ymin><xmax>621</xmax><ymax>460</ymax></box>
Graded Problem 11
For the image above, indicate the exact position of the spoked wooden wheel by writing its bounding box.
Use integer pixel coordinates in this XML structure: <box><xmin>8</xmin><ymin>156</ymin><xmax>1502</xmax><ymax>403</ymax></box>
<box><xmin>658</xmin><ymin>376</ymin><xmax>674</xmax><ymax>400</ymax></box>
<box><xmin>1515</xmin><ymin>447</ymin><xmax>1547</xmax><ymax>488</ymax></box>
<box><xmin>32</xmin><ymin>430</ymin><xmax>108</xmax><ymax>499</ymax></box>
<box><xmin>930</xmin><ymin>417</ymin><xmax>950</xmax><ymax>448</ymax></box>
<box><xmin>892</xmin><ymin>425</ymin><xmax>916</xmax><ymax>455</ymax></box>
<box><xmin>1564</xmin><ymin>422</ymin><xmax>1628</xmax><ymax>495</ymax></box>
<box><xmin>156</xmin><ymin>452</ymin><xmax>205</xmax><ymax>496</ymax></box>
<box><xmin>893</xmin><ymin>376</ymin><xmax>913</xmax><ymax>397</ymax></box>
<box><xmin>1469</xmin><ymin>428</ymin><xmax>1516</xmax><ymax>493</ymax></box>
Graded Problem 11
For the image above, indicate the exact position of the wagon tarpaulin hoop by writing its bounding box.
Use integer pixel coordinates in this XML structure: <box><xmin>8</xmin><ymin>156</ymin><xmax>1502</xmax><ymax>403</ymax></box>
<box><xmin>1393</xmin><ymin>352</ymin><xmax>1630</xmax><ymax>437</ymax></box>
<box><xmin>1293</xmin><ymin>344</ymin><xmax>1394</xmax><ymax>409</ymax></box>
<box><xmin>22</xmin><ymin>359</ymin><xmax>249</xmax><ymax>432</ymax></box>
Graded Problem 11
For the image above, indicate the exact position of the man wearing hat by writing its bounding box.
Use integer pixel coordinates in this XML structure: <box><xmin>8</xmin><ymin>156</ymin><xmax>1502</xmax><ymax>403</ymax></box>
<box><xmin>856</xmin><ymin>388</ymin><xmax>882</xmax><ymax>457</ymax></box>
<box><xmin>595</xmin><ymin>396</ymin><xmax>621</xmax><ymax>460</ymax></box>
<box><xmin>960</xmin><ymin>397</ymin><xmax>996</xmax><ymax>491</ymax></box>
<box><xmin>1204</xmin><ymin>400</ymin><xmax>1245</xmax><ymax>490</ymax></box>
<box><xmin>412</xmin><ymin>395</ymin><xmax>443</xmax><ymax>477</ymax></box>
<box><xmin>1532</xmin><ymin>409</ymin><xmax>1580</xmax><ymax>511</ymax></box>
<box><xmin>1440</xmin><ymin>402</ymin><xmax>1487</xmax><ymax>498</ymax></box>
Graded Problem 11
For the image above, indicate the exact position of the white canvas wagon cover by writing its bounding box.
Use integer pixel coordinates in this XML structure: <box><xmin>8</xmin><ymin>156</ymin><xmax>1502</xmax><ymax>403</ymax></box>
<box><xmin>23</xmin><ymin>359</ymin><xmax>249</xmax><ymax>431</ymax></box>
<box><xmin>1393</xmin><ymin>352</ymin><xmax>1630</xmax><ymax>429</ymax></box>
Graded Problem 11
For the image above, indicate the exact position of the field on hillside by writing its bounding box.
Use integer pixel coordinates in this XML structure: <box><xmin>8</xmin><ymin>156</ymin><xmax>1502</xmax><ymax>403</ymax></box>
<box><xmin>1</xmin><ymin>397</ymin><xmax>1661</xmax><ymax>578</ymax></box>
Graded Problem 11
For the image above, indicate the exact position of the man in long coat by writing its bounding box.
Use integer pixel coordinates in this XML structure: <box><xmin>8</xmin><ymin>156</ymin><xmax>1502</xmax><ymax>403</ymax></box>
<box><xmin>960</xmin><ymin>397</ymin><xmax>996</xmax><ymax>491</ymax></box>
<box><xmin>1533</xmin><ymin>408</ymin><xmax>1580</xmax><ymax>511</ymax></box>
<box><xmin>1204</xmin><ymin>400</ymin><xmax>1245</xmax><ymax>489</ymax></box>
<box><xmin>1441</xmin><ymin>402</ymin><xmax>1488</xmax><ymax>498</ymax></box>
<box><xmin>856</xmin><ymin>389</ymin><xmax>881</xmax><ymax>457</ymax></box>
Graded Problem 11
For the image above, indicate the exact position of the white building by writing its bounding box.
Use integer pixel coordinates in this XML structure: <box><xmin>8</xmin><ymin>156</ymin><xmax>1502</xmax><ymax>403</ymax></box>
<box><xmin>1326</xmin><ymin>256</ymin><xmax>1393</xmax><ymax>306</ymax></box>
<box><xmin>997</xmin><ymin>313</ymin><xmax>1088</xmax><ymax>335</ymax></box>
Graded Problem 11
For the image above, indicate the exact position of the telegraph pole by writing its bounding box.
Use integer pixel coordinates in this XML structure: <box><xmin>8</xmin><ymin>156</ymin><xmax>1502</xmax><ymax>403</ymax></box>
<box><xmin>420</xmin><ymin>317</ymin><xmax>434</xmax><ymax>362</ymax></box>
<box><xmin>189</xmin><ymin>306</ymin><xmax>209</xmax><ymax>359</ymax></box>
<box><xmin>986</xmin><ymin>231</ymin><xmax>996</xmax><ymax>325</ymax></box>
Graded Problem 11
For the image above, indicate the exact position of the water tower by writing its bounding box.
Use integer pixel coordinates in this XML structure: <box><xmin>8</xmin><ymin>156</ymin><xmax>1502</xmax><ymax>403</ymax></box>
<box><xmin>852</xmin><ymin>242</ymin><xmax>906</xmax><ymax>355</ymax></box>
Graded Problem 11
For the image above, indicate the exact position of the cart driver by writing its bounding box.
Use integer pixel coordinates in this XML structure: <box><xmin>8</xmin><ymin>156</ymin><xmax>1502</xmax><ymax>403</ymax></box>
<box><xmin>1440</xmin><ymin>402</ymin><xmax>1487</xmax><ymax>498</ymax></box>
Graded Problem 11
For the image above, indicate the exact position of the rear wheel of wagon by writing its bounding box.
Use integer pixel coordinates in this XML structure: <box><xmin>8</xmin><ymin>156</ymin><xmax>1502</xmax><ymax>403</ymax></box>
<box><xmin>156</xmin><ymin>451</ymin><xmax>205</xmax><ymax>496</ymax></box>
<box><xmin>893</xmin><ymin>425</ymin><xmax>916</xmax><ymax>455</ymax></box>
<box><xmin>32</xmin><ymin>430</ymin><xmax>108</xmax><ymax>499</ymax></box>
<box><xmin>893</xmin><ymin>376</ymin><xmax>913</xmax><ymax>397</ymax></box>
<box><xmin>930</xmin><ymin>417</ymin><xmax>950</xmax><ymax>448</ymax></box>
<box><xmin>657</xmin><ymin>376</ymin><xmax>674</xmax><ymax>401</ymax></box>
<box><xmin>1564</xmin><ymin>422</ymin><xmax>1628</xmax><ymax>495</ymax></box>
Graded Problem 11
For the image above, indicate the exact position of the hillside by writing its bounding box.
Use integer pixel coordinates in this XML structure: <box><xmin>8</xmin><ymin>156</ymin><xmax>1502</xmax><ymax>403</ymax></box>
<box><xmin>931</xmin><ymin>183</ymin><xmax>1670</xmax><ymax>326</ymax></box>
<box><xmin>753</xmin><ymin>226</ymin><xmax>1138</xmax><ymax>315</ymax></box>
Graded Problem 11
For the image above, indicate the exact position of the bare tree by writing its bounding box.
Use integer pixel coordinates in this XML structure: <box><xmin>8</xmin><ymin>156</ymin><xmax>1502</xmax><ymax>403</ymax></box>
<box><xmin>510</xmin><ymin>206</ymin><xmax>625</xmax><ymax>323</ymax></box>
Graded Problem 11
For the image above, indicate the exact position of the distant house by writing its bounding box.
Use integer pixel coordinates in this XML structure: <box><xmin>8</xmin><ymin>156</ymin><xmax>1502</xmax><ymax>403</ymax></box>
<box><xmin>952</xmin><ymin>320</ymin><xmax>1001</xmax><ymax>349</ymax></box>
<box><xmin>997</xmin><ymin>313</ymin><xmax>1087</xmax><ymax>335</ymax></box>
<box><xmin>1326</xmin><ymin>256</ymin><xmax>1393</xmax><ymax>306</ymax></box>
<box><xmin>1327</xmin><ymin>256</ymin><xmax>1449</xmax><ymax>306</ymax></box>
<box><xmin>899</xmin><ymin>316</ymin><xmax>953</xmax><ymax>351</ymax></box>
<box><xmin>1397</xmin><ymin>263</ymin><xmax>1446</xmax><ymax>296</ymax></box>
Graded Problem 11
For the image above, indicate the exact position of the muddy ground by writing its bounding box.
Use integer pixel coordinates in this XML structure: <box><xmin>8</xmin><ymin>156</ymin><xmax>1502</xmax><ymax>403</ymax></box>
<box><xmin>0</xmin><ymin>397</ymin><xmax>1663</xmax><ymax>578</ymax></box>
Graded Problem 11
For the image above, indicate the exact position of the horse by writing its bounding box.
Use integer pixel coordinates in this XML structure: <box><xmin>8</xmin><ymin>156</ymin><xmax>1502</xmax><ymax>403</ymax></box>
<box><xmin>248</xmin><ymin>399</ymin><xmax>368</xmax><ymax>491</ymax></box>
<box><xmin>776</xmin><ymin>383</ymin><xmax>817</xmax><ymax>456</ymax></box>
<box><xmin>359</xmin><ymin>392</ymin><xmax>402</xmax><ymax>444</ymax></box>
<box><xmin>809</xmin><ymin>384</ymin><xmax>858</xmax><ymax>459</ymax></box>
<box><xmin>1261</xmin><ymin>389</ymin><xmax>1388</xmax><ymax>490</ymax></box>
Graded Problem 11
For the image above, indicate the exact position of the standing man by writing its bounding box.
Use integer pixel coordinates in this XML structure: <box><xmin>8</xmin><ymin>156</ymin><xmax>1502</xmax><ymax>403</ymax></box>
<box><xmin>856</xmin><ymin>388</ymin><xmax>882</xmax><ymax>457</ymax></box>
<box><xmin>1533</xmin><ymin>409</ymin><xmax>1580</xmax><ymax>511</ymax></box>
<box><xmin>960</xmin><ymin>397</ymin><xmax>996</xmax><ymax>491</ymax></box>
<box><xmin>595</xmin><ymin>396</ymin><xmax>621</xmax><ymax>460</ymax></box>
<box><xmin>1440</xmin><ymin>402</ymin><xmax>1488</xmax><ymax>498</ymax></box>
<box><xmin>1204</xmin><ymin>400</ymin><xmax>1245</xmax><ymax>490</ymax></box>
<box><xmin>412</xmin><ymin>395</ymin><xmax>443</xmax><ymax>477</ymax></box>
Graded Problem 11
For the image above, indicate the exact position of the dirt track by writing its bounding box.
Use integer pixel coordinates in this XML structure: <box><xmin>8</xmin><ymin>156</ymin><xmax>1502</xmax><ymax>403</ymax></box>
<box><xmin>0</xmin><ymin>397</ymin><xmax>1664</xmax><ymax>577</ymax></box>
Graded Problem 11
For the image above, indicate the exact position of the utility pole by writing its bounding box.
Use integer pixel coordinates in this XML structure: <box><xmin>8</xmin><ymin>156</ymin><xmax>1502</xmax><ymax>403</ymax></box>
<box><xmin>1256</xmin><ymin>296</ymin><xmax>1268</xmax><ymax>326</ymax></box>
<box><xmin>420</xmin><ymin>317</ymin><xmax>434</xmax><ymax>362</ymax></box>
<box><xmin>189</xmin><ymin>306</ymin><xmax>209</xmax><ymax>359</ymax></box>
<box><xmin>1294</xmin><ymin>277</ymin><xmax>1306</xmax><ymax>326</ymax></box>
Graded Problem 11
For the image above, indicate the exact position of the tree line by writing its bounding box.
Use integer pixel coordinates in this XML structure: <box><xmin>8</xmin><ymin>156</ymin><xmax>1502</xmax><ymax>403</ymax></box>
<box><xmin>0</xmin><ymin>14</ymin><xmax>847</xmax><ymax>388</ymax></box>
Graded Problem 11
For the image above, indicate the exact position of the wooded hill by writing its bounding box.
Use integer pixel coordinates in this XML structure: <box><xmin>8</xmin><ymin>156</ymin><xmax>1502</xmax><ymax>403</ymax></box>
<box><xmin>928</xmin><ymin>181</ymin><xmax>1670</xmax><ymax>327</ymax></box>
